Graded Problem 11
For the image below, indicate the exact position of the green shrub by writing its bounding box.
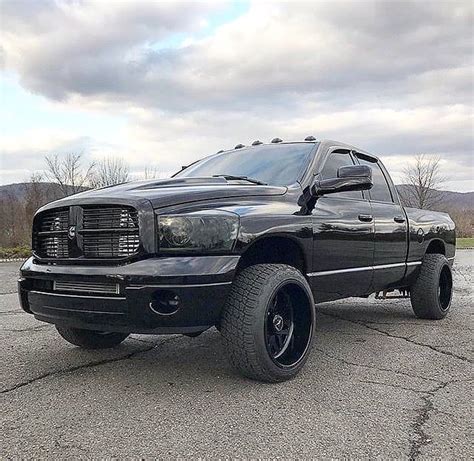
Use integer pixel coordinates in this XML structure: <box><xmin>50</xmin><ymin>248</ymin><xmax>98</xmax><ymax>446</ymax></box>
<box><xmin>0</xmin><ymin>246</ymin><xmax>32</xmax><ymax>259</ymax></box>
<box><xmin>457</xmin><ymin>238</ymin><xmax>474</xmax><ymax>249</ymax></box>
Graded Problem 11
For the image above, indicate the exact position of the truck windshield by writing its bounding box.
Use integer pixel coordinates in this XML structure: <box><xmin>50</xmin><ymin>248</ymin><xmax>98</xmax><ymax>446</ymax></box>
<box><xmin>175</xmin><ymin>143</ymin><xmax>316</xmax><ymax>186</ymax></box>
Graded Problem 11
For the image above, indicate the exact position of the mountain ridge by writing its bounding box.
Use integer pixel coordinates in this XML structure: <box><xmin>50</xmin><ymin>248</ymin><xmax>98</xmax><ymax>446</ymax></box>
<box><xmin>1</xmin><ymin>181</ymin><xmax>473</xmax><ymax>210</ymax></box>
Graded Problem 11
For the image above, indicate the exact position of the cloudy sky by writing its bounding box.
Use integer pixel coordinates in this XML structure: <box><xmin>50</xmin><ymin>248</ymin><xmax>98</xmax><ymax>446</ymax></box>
<box><xmin>1</xmin><ymin>0</ymin><xmax>473</xmax><ymax>191</ymax></box>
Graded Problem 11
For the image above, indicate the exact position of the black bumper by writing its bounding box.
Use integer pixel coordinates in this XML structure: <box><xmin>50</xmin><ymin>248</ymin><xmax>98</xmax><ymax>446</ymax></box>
<box><xmin>18</xmin><ymin>256</ymin><xmax>239</xmax><ymax>334</ymax></box>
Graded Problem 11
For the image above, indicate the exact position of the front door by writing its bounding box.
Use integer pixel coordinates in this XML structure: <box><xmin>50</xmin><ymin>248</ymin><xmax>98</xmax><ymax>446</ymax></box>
<box><xmin>310</xmin><ymin>149</ymin><xmax>375</xmax><ymax>301</ymax></box>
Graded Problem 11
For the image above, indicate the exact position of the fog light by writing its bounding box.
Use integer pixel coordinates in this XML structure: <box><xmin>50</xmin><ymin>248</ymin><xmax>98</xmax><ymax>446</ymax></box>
<box><xmin>149</xmin><ymin>290</ymin><xmax>180</xmax><ymax>316</ymax></box>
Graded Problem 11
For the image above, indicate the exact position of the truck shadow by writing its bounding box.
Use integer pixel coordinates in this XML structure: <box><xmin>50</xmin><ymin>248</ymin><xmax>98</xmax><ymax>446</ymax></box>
<box><xmin>109</xmin><ymin>299</ymin><xmax>428</xmax><ymax>385</ymax></box>
<box><xmin>6</xmin><ymin>298</ymin><xmax>451</xmax><ymax>394</ymax></box>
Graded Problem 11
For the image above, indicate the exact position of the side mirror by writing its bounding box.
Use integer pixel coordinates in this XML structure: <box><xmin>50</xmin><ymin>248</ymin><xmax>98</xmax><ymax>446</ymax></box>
<box><xmin>311</xmin><ymin>165</ymin><xmax>373</xmax><ymax>196</ymax></box>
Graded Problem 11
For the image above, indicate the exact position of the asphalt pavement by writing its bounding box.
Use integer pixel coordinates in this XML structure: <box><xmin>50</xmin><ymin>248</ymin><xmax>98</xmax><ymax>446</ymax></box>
<box><xmin>1</xmin><ymin>252</ymin><xmax>472</xmax><ymax>458</ymax></box>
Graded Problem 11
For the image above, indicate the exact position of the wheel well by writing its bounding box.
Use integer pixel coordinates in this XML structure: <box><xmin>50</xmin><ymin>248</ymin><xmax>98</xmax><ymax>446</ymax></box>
<box><xmin>426</xmin><ymin>239</ymin><xmax>445</xmax><ymax>256</ymax></box>
<box><xmin>237</xmin><ymin>237</ymin><xmax>306</xmax><ymax>274</ymax></box>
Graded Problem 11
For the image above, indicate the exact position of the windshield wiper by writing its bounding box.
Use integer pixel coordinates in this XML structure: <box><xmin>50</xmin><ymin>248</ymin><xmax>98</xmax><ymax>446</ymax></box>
<box><xmin>213</xmin><ymin>174</ymin><xmax>267</xmax><ymax>185</ymax></box>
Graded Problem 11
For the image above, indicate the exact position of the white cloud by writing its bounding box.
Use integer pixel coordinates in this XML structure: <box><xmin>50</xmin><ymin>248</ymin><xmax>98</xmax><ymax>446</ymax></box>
<box><xmin>0</xmin><ymin>0</ymin><xmax>473</xmax><ymax>190</ymax></box>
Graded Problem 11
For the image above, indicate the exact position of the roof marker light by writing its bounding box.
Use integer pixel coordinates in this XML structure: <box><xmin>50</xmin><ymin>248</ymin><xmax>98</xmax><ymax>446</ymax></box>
<box><xmin>234</xmin><ymin>143</ymin><xmax>245</xmax><ymax>149</ymax></box>
<box><xmin>271</xmin><ymin>138</ymin><xmax>283</xmax><ymax>143</ymax></box>
<box><xmin>216</xmin><ymin>150</ymin><xmax>224</xmax><ymax>154</ymax></box>
<box><xmin>252</xmin><ymin>140</ymin><xmax>263</xmax><ymax>146</ymax></box>
<box><xmin>305</xmin><ymin>135</ymin><xmax>317</xmax><ymax>141</ymax></box>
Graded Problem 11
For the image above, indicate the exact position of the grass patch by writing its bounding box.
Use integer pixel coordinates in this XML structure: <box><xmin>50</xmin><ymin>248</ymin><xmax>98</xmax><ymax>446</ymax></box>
<box><xmin>0</xmin><ymin>246</ymin><xmax>31</xmax><ymax>259</ymax></box>
<box><xmin>457</xmin><ymin>238</ymin><xmax>474</xmax><ymax>249</ymax></box>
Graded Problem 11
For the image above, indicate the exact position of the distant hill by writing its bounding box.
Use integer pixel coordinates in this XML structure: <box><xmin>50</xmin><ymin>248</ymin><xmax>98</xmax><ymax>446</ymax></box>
<box><xmin>0</xmin><ymin>182</ymin><xmax>55</xmax><ymax>200</ymax></box>
<box><xmin>0</xmin><ymin>182</ymin><xmax>89</xmax><ymax>201</ymax></box>
<box><xmin>1</xmin><ymin>181</ymin><xmax>473</xmax><ymax>210</ymax></box>
<box><xmin>395</xmin><ymin>185</ymin><xmax>474</xmax><ymax>210</ymax></box>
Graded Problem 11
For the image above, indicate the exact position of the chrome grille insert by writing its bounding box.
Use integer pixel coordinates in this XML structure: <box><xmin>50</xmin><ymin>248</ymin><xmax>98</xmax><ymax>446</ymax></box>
<box><xmin>53</xmin><ymin>280</ymin><xmax>120</xmax><ymax>295</ymax></box>
<box><xmin>82</xmin><ymin>206</ymin><xmax>140</xmax><ymax>258</ymax></box>
<box><xmin>34</xmin><ymin>208</ymin><xmax>69</xmax><ymax>258</ymax></box>
<box><xmin>82</xmin><ymin>207</ymin><xmax>139</xmax><ymax>229</ymax></box>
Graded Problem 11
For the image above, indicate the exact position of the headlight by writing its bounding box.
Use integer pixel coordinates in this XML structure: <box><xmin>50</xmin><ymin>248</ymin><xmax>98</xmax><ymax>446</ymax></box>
<box><xmin>157</xmin><ymin>211</ymin><xmax>239</xmax><ymax>252</ymax></box>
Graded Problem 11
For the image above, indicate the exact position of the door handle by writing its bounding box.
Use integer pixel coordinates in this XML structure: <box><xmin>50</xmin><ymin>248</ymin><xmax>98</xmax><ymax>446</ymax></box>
<box><xmin>358</xmin><ymin>214</ymin><xmax>373</xmax><ymax>222</ymax></box>
<box><xmin>394</xmin><ymin>216</ymin><xmax>406</xmax><ymax>223</ymax></box>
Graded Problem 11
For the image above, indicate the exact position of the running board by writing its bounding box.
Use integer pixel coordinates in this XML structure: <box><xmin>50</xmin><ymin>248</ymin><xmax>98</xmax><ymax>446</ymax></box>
<box><xmin>375</xmin><ymin>288</ymin><xmax>410</xmax><ymax>299</ymax></box>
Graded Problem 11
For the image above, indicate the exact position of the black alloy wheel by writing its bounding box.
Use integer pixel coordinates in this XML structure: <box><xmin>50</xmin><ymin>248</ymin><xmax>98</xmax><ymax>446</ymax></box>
<box><xmin>438</xmin><ymin>264</ymin><xmax>453</xmax><ymax>311</ymax></box>
<box><xmin>221</xmin><ymin>263</ymin><xmax>315</xmax><ymax>382</ymax></box>
<box><xmin>265</xmin><ymin>283</ymin><xmax>312</xmax><ymax>367</ymax></box>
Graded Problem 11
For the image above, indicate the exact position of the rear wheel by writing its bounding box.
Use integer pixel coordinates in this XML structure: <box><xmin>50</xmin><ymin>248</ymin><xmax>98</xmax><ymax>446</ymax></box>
<box><xmin>56</xmin><ymin>326</ymin><xmax>129</xmax><ymax>349</ymax></box>
<box><xmin>221</xmin><ymin>264</ymin><xmax>315</xmax><ymax>383</ymax></box>
<box><xmin>410</xmin><ymin>254</ymin><xmax>453</xmax><ymax>320</ymax></box>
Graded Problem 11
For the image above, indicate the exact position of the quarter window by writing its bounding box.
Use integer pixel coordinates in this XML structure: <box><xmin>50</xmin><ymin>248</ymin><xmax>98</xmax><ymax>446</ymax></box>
<box><xmin>357</xmin><ymin>156</ymin><xmax>393</xmax><ymax>202</ymax></box>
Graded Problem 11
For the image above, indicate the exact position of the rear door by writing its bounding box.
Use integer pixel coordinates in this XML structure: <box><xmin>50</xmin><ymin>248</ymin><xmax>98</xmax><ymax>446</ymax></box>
<box><xmin>311</xmin><ymin>149</ymin><xmax>375</xmax><ymax>300</ymax></box>
<box><xmin>355</xmin><ymin>153</ymin><xmax>408</xmax><ymax>292</ymax></box>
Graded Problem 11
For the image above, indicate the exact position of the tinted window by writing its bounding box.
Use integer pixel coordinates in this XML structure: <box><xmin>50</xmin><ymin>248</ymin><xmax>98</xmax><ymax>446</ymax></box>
<box><xmin>320</xmin><ymin>151</ymin><xmax>362</xmax><ymax>199</ymax></box>
<box><xmin>176</xmin><ymin>143</ymin><xmax>314</xmax><ymax>186</ymax></box>
<box><xmin>357</xmin><ymin>157</ymin><xmax>393</xmax><ymax>202</ymax></box>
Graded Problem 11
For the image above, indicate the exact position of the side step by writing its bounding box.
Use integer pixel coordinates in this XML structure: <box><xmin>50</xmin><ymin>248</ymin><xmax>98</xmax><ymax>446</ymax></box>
<box><xmin>375</xmin><ymin>288</ymin><xmax>410</xmax><ymax>299</ymax></box>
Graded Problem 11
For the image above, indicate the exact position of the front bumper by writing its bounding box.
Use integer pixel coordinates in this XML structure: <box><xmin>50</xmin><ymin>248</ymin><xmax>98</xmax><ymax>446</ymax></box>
<box><xmin>18</xmin><ymin>256</ymin><xmax>239</xmax><ymax>334</ymax></box>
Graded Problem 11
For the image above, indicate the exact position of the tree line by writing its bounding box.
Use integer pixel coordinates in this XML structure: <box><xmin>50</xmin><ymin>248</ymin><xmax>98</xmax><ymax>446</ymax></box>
<box><xmin>0</xmin><ymin>153</ymin><xmax>159</xmax><ymax>248</ymax></box>
<box><xmin>0</xmin><ymin>152</ymin><xmax>472</xmax><ymax>250</ymax></box>
<box><xmin>397</xmin><ymin>155</ymin><xmax>472</xmax><ymax>238</ymax></box>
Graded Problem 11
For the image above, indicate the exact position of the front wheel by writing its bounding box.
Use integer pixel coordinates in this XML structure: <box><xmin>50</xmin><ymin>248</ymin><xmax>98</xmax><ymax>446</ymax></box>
<box><xmin>410</xmin><ymin>254</ymin><xmax>453</xmax><ymax>320</ymax></box>
<box><xmin>221</xmin><ymin>264</ymin><xmax>315</xmax><ymax>383</ymax></box>
<box><xmin>56</xmin><ymin>326</ymin><xmax>129</xmax><ymax>349</ymax></box>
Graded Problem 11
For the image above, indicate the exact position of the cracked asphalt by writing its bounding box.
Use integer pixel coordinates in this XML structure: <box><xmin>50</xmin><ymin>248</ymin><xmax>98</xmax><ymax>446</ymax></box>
<box><xmin>1</xmin><ymin>253</ymin><xmax>472</xmax><ymax>458</ymax></box>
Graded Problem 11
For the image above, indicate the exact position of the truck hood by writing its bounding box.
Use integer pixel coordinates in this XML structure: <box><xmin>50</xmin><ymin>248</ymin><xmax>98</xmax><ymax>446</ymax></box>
<box><xmin>44</xmin><ymin>177</ymin><xmax>287</xmax><ymax>209</ymax></box>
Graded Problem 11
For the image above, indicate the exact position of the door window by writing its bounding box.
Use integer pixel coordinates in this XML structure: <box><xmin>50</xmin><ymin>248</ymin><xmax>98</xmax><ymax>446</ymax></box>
<box><xmin>357</xmin><ymin>156</ymin><xmax>393</xmax><ymax>203</ymax></box>
<box><xmin>320</xmin><ymin>151</ymin><xmax>363</xmax><ymax>199</ymax></box>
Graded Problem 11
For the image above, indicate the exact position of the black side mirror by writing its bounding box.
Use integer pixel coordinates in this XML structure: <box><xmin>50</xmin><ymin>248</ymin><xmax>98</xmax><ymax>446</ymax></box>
<box><xmin>311</xmin><ymin>165</ymin><xmax>373</xmax><ymax>196</ymax></box>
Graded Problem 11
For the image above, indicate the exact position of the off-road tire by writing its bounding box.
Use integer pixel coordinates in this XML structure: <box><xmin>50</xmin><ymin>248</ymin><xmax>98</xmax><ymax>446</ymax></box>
<box><xmin>56</xmin><ymin>326</ymin><xmax>129</xmax><ymax>349</ymax></box>
<box><xmin>221</xmin><ymin>264</ymin><xmax>315</xmax><ymax>383</ymax></box>
<box><xmin>410</xmin><ymin>254</ymin><xmax>453</xmax><ymax>320</ymax></box>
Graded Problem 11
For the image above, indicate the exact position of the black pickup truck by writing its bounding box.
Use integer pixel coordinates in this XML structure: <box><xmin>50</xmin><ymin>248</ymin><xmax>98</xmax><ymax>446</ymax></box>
<box><xmin>18</xmin><ymin>138</ymin><xmax>455</xmax><ymax>382</ymax></box>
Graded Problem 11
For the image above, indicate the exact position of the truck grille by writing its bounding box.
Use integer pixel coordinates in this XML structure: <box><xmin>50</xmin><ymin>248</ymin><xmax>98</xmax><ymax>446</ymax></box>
<box><xmin>33</xmin><ymin>208</ymin><xmax>70</xmax><ymax>258</ymax></box>
<box><xmin>33</xmin><ymin>205</ymin><xmax>140</xmax><ymax>260</ymax></box>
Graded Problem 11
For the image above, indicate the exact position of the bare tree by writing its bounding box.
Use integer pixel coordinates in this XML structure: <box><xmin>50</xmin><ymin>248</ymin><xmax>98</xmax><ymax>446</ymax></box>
<box><xmin>399</xmin><ymin>154</ymin><xmax>447</xmax><ymax>210</ymax></box>
<box><xmin>44</xmin><ymin>153</ymin><xmax>96</xmax><ymax>197</ymax></box>
<box><xmin>24</xmin><ymin>173</ymin><xmax>47</xmax><ymax>214</ymax></box>
<box><xmin>0</xmin><ymin>189</ymin><xmax>18</xmax><ymax>247</ymax></box>
<box><xmin>143</xmin><ymin>166</ymin><xmax>160</xmax><ymax>179</ymax></box>
<box><xmin>449</xmin><ymin>209</ymin><xmax>474</xmax><ymax>237</ymax></box>
<box><xmin>90</xmin><ymin>157</ymin><xmax>130</xmax><ymax>188</ymax></box>
<box><xmin>22</xmin><ymin>173</ymin><xmax>59</xmax><ymax>242</ymax></box>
